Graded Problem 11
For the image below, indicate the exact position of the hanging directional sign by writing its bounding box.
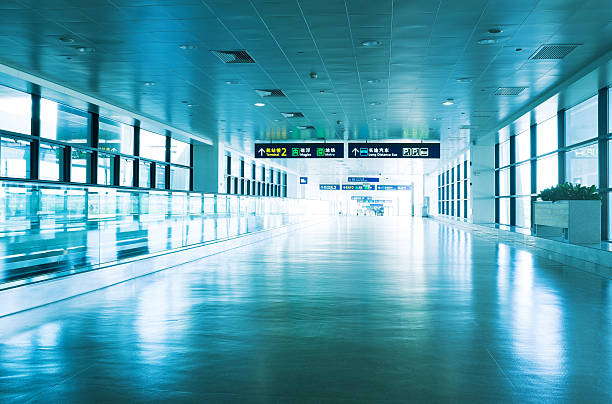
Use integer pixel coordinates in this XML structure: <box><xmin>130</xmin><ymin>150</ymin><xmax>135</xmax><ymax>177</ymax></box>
<box><xmin>347</xmin><ymin>143</ymin><xmax>440</xmax><ymax>158</ymax></box>
<box><xmin>348</xmin><ymin>177</ymin><xmax>379</xmax><ymax>183</ymax></box>
<box><xmin>319</xmin><ymin>184</ymin><xmax>340</xmax><ymax>190</ymax></box>
<box><xmin>255</xmin><ymin>143</ymin><xmax>344</xmax><ymax>158</ymax></box>
<box><xmin>342</xmin><ymin>184</ymin><xmax>375</xmax><ymax>191</ymax></box>
<box><xmin>376</xmin><ymin>185</ymin><xmax>412</xmax><ymax>191</ymax></box>
<box><xmin>300</xmin><ymin>177</ymin><xmax>308</xmax><ymax>184</ymax></box>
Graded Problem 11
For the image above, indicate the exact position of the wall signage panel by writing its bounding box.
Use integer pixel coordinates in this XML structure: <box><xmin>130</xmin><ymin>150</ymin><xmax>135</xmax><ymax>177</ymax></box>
<box><xmin>319</xmin><ymin>184</ymin><xmax>340</xmax><ymax>190</ymax></box>
<box><xmin>376</xmin><ymin>185</ymin><xmax>412</xmax><ymax>191</ymax></box>
<box><xmin>342</xmin><ymin>184</ymin><xmax>375</xmax><ymax>191</ymax></box>
<box><xmin>255</xmin><ymin>143</ymin><xmax>344</xmax><ymax>158</ymax></box>
<box><xmin>348</xmin><ymin>177</ymin><xmax>379</xmax><ymax>183</ymax></box>
<box><xmin>348</xmin><ymin>143</ymin><xmax>440</xmax><ymax>158</ymax></box>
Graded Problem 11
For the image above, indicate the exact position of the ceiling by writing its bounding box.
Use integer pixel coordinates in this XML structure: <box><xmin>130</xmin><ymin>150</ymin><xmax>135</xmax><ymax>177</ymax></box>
<box><xmin>0</xmin><ymin>0</ymin><xmax>611</xmax><ymax>161</ymax></box>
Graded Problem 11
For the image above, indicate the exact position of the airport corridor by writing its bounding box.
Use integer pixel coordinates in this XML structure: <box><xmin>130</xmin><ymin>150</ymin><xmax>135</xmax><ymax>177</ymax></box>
<box><xmin>0</xmin><ymin>217</ymin><xmax>611</xmax><ymax>403</ymax></box>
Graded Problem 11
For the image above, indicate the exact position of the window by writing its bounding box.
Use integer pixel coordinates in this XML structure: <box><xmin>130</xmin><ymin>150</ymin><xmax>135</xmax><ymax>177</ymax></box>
<box><xmin>0</xmin><ymin>137</ymin><xmax>30</xmax><ymax>178</ymax></box>
<box><xmin>537</xmin><ymin>117</ymin><xmax>557</xmax><ymax>156</ymax></box>
<box><xmin>516</xmin><ymin>162</ymin><xmax>531</xmax><ymax>195</ymax></box>
<box><xmin>240</xmin><ymin>160</ymin><xmax>245</xmax><ymax>177</ymax></box>
<box><xmin>171</xmin><ymin>166</ymin><xmax>190</xmax><ymax>191</ymax></box>
<box><xmin>99</xmin><ymin>118</ymin><xmax>133</xmax><ymax>154</ymax></box>
<box><xmin>140</xmin><ymin>129</ymin><xmax>166</xmax><ymax>161</ymax></box>
<box><xmin>499</xmin><ymin>140</ymin><xmax>510</xmax><ymax>167</ymax></box>
<box><xmin>98</xmin><ymin>154</ymin><xmax>113</xmax><ymax>185</ymax></box>
<box><xmin>139</xmin><ymin>161</ymin><xmax>151</xmax><ymax>188</ymax></box>
<box><xmin>0</xmin><ymin>85</ymin><xmax>31</xmax><ymax>135</ymax></box>
<box><xmin>516</xmin><ymin>197</ymin><xmax>531</xmax><ymax>229</ymax></box>
<box><xmin>515</xmin><ymin>130</ymin><xmax>530</xmax><ymax>163</ymax></box>
<box><xmin>566</xmin><ymin>143</ymin><xmax>598</xmax><ymax>186</ymax></box>
<box><xmin>499</xmin><ymin>168</ymin><xmax>510</xmax><ymax>196</ymax></box>
<box><xmin>41</xmin><ymin>100</ymin><xmax>88</xmax><ymax>145</ymax></box>
<box><xmin>170</xmin><ymin>138</ymin><xmax>190</xmax><ymax>165</ymax></box>
<box><xmin>156</xmin><ymin>164</ymin><xmax>166</xmax><ymax>189</ymax></box>
<box><xmin>119</xmin><ymin>157</ymin><xmax>133</xmax><ymax>187</ymax></box>
<box><xmin>71</xmin><ymin>148</ymin><xmax>89</xmax><ymax>183</ymax></box>
<box><xmin>39</xmin><ymin>142</ymin><xmax>62</xmax><ymax>181</ymax></box>
<box><xmin>537</xmin><ymin>153</ymin><xmax>558</xmax><ymax>192</ymax></box>
<box><xmin>499</xmin><ymin>198</ymin><xmax>510</xmax><ymax>225</ymax></box>
<box><xmin>566</xmin><ymin>95</ymin><xmax>598</xmax><ymax>146</ymax></box>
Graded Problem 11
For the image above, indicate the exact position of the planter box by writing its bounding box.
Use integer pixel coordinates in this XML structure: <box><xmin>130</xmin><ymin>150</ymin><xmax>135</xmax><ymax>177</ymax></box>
<box><xmin>533</xmin><ymin>200</ymin><xmax>601</xmax><ymax>244</ymax></box>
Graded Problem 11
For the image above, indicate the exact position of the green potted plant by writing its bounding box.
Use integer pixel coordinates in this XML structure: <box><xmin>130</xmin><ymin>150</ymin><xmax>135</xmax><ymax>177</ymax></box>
<box><xmin>534</xmin><ymin>182</ymin><xmax>601</xmax><ymax>244</ymax></box>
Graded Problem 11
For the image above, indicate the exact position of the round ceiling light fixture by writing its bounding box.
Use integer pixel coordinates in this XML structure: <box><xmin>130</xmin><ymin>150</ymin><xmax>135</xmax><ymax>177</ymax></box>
<box><xmin>455</xmin><ymin>77</ymin><xmax>472</xmax><ymax>83</ymax></box>
<box><xmin>76</xmin><ymin>46</ymin><xmax>96</xmax><ymax>53</ymax></box>
<box><xmin>360</xmin><ymin>40</ymin><xmax>381</xmax><ymax>47</ymax></box>
<box><xmin>369</xmin><ymin>101</ymin><xmax>382</xmax><ymax>106</ymax></box>
<box><xmin>144</xmin><ymin>81</ymin><xmax>156</xmax><ymax>86</ymax></box>
<box><xmin>442</xmin><ymin>98</ymin><xmax>455</xmax><ymax>106</ymax></box>
<box><xmin>179</xmin><ymin>44</ymin><xmax>197</xmax><ymax>50</ymax></box>
<box><xmin>477</xmin><ymin>38</ymin><xmax>497</xmax><ymax>45</ymax></box>
<box><xmin>254</xmin><ymin>102</ymin><xmax>265</xmax><ymax>107</ymax></box>
<box><xmin>367</xmin><ymin>79</ymin><xmax>380</xmax><ymax>84</ymax></box>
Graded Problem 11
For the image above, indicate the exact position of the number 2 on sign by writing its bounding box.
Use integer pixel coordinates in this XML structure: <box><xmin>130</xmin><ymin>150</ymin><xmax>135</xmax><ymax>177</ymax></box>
<box><xmin>281</xmin><ymin>148</ymin><xmax>287</xmax><ymax>156</ymax></box>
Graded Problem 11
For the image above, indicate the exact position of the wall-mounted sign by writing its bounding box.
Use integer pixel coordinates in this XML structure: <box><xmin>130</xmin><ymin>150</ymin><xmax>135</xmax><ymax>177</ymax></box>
<box><xmin>342</xmin><ymin>184</ymin><xmax>375</xmax><ymax>191</ymax></box>
<box><xmin>376</xmin><ymin>185</ymin><xmax>412</xmax><ymax>191</ymax></box>
<box><xmin>300</xmin><ymin>177</ymin><xmax>308</xmax><ymax>184</ymax></box>
<box><xmin>348</xmin><ymin>143</ymin><xmax>440</xmax><ymax>158</ymax></box>
<box><xmin>348</xmin><ymin>177</ymin><xmax>379</xmax><ymax>183</ymax></box>
<box><xmin>255</xmin><ymin>143</ymin><xmax>344</xmax><ymax>158</ymax></box>
<box><xmin>319</xmin><ymin>184</ymin><xmax>340</xmax><ymax>190</ymax></box>
<box><xmin>351</xmin><ymin>196</ymin><xmax>373</xmax><ymax>201</ymax></box>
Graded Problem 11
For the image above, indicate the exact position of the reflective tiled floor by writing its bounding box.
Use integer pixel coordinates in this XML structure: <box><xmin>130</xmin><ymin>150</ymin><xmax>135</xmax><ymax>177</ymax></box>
<box><xmin>1</xmin><ymin>217</ymin><xmax>611</xmax><ymax>403</ymax></box>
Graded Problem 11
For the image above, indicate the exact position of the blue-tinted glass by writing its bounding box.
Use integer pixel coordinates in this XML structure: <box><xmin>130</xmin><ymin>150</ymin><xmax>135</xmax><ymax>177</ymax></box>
<box><xmin>39</xmin><ymin>142</ymin><xmax>62</xmax><ymax>181</ymax></box>
<box><xmin>98</xmin><ymin>154</ymin><xmax>113</xmax><ymax>185</ymax></box>
<box><xmin>566</xmin><ymin>143</ymin><xmax>598</xmax><ymax>186</ymax></box>
<box><xmin>120</xmin><ymin>157</ymin><xmax>133</xmax><ymax>187</ymax></box>
<box><xmin>99</xmin><ymin>118</ymin><xmax>133</xmax><ymax>154</ymax></box>
<box><xmin>156</xmin><ymin>164</ymin><xmax>166</xmax><ymax>189</ymax></box>
<box><xmin>0</xmin><ymin>86</ymin><xmax>31</xmax><ymax>135</ymax></box>
<box><xmin>537</xmin><ymin>117</ymin><xmax>557</xmax><ymax>156</ymax></box>
<box><xmin>515</xmin><ymin>130</ymin><xmax>530</xmax><ymax>163</ymax></box>
<box><xmin>71</xmin><ymin>149</ymin><xmax>89</xmax><ymax>183</ymax></box>
<box><xmin>41</xmin><ymin>100</ymin><xmax>88</xmax><ymax>146</ymax></box>
<box><xmin>0</xmin><ymin>137</ymin><xmax>29</xmax><ymax>178</ymax></box>
<box><xmin>171</xmin><ymin>138</ymin><xmax>190</xmax><ymax>165</ymax></box>
<box><xmin>139</xmin><ymin>161</ymin><xmax>151</xmax><ymax>188</ymax></box>
<box><xmin>499</xmin><ymin>140</ymin><xmax>510</xmax><ymax>167</ymax></box>
<box><xmin>171</xmin><ymin>166</ymin><xmax>190</xmax><ymax>191</ymax></box>
<box><xmin>499</xmin><ymin>198</ymin><xmax>510</xmax><ymax>225</ymax></box>
<box><xmin>499</xmin><ymin>168</ymin><xmax>510</xmax><ymax>196</ymax></box>
<box><xmin>516</xmin><ymin>197</ymin><xmax>531</xmax><ymax>229</ymax></box>
<box><xmin>140</xmin><ymin>129</ymin><xmax>166</xmax><ymax>161</ymax></box>
<box><xmin>566</xmin><ymin>95</ymin><xmax>598</xmax><ymax>146</ymax></box>
<box><xmin>516</xmin><ymin>162</ymin><xmax>531</xmax><ymax>195</ymax></box>
<box><xmin>537</xmin><ymin>154</ymin><xmax>558</xmax><ymax>192</ymax></box>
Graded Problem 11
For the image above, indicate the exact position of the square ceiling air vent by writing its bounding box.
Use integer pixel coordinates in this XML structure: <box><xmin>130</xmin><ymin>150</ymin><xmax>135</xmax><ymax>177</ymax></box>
<box><xmin>529</xmin><ymin>44</ymin><xmax>579</xmax><ymax>60</ymax></box>
<box><xmin>281</xmin><ymin>112</ymin><xmax>304</xmax><ymax>118</ymax></box>
<box><xmin>255</xmin><ymin>89</ymin><xmax>285</xmax><ymax>97</ymax></box>
<box><xmin>494</xmin><ymin>87</ymin><xmax>527</xmax><ymax>96</ymax></box>
<box><xmin>210</xmin><ymin>50</ymin><xmax>255</xmax><ymax>63</ymax></box>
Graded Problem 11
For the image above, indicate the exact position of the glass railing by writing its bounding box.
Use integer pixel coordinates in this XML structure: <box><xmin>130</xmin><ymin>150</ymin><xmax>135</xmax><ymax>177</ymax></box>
<box><xmin>0</xmin><ymin>180</ymin><xmax>331</xmax><ymax>289</ymax></box>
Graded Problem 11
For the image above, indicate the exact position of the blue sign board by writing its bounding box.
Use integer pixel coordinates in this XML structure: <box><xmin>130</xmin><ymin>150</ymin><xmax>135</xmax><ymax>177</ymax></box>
<box><xmin>348</xmin><ymin>177</ymin><xmax>379</xmax><ymax>183</ymax></box>
<box><xmin>348</xmin><ymin>143</ymin><xmax>440</xmax><ymax>159</ymax></box>
<box><xmin>300</xmin><ymin>177</ymin><xmax>308</xmax><ymax>184</ymax></box>
<box><xmin>351</xmin><ymin>196</ymin><xmax>373</xmax><ymax>201</ymax></box>
<box><xmin>255</xmin><ymin>143</ymin><xmax>344</xmax><ymax>158</ymax></box>
<box><xmin>376</xmin><ymin>185</ymin><xmax>412</xmax><ymax>191</ymax></box>
<box><xmin>342</xmin><ymin>184</ymin><xmax>375</xmax><ymax>191</ymax></box>
<box><xmin>319</xmin><ymin>184</ymin><xmax>340</xmax><ymax>190</ymax></box>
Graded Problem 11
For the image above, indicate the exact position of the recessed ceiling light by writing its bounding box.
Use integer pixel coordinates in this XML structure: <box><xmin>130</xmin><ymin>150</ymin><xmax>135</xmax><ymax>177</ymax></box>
<box><xmin>487</xmin><ymin>28</ymin><xmax>503</xmax><ymax>34</ymax></box>
<box><xmin>372</xmin><ymin>117</ymin><xmax>381</xmax><ymax>121</ymax></box>
<box><xmin>76</xmin><ymin>46</ymin><xmax>96</xmax><ymax>53</ymax></box>
<box><xmin>442</xmin><ymin>98</ymin><xmax>454</xmax><ymax>106</ymax></box>
<box><xmin>455</xmin><ymin>77</ymin><xmax>472</xmax><ymax>83</ymax></box>
<box><xmin>144</xmin><ymin>81</ymin><xmax>155</xmax><ymax>86</ymax></box>
<box><xmin>225</xmin><ymin>80</ymin><xmax>239</xmax><ymax>85</ymax></box>
<box><xmin>477</xmin><ymin>38</ymin><xmax>497</xmax><ymax>45</ymax></box>
<box><xmin>179</xmin><ymin>44</ymin><xmax>196</xmax><ymax>50</ymax></box>
<box><xmin>369</xmin><ymin>101</ymin><xmax>381</xmax><ymax>106</ymax></box>
<box><xmin>360</xmin><ymin>40</ymin><xmax>381</xmax><ymax>47</ymax></box>
<box><xmin>254</xmin><ymin>102</ymin><xmax>265</xmax><ymax>107</ymax></box>
<box><xmin>367</xmin><ymin>79</ymin><xmax>380</xmax><ymax>84</ymax></box>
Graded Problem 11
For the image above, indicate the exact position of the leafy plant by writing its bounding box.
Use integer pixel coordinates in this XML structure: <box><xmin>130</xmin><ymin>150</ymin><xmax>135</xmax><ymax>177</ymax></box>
<box><xmin>539</xmin><ymin>182</ymin><xmax>601</xmax><ymax>202</ymax></box>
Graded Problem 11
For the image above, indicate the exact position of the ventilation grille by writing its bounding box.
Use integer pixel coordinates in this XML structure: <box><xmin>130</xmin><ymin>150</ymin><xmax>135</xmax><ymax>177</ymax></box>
<box><xmin>210</xmin><ymin>50</ymin><xmax>255</xmax><ymax>63</ymax></box>
<box><xmin>255</xmin><ymin>89</ymin><xmax>285</xmax><ymax>97</ymax></box>
<box><xmin>529</xmin><ymin>44</ymin><xmax>579</xmax><ymax>60</ymax></box>
<box><xmin>494</xmin><ymin>87</ymin><xmax>527</xmax><ymax>96</ymax></box>
<box><xmin>281</xmin><ymin>112</ymin><xmax>304</xmax><ymax>118</ymax></box>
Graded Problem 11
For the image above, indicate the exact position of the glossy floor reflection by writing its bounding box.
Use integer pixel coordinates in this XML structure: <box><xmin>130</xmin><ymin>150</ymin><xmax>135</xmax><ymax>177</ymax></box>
<box><xmin>1</xmin><ymin>217</ymin><xmax>611</xmax><ymax>403</ymax></box>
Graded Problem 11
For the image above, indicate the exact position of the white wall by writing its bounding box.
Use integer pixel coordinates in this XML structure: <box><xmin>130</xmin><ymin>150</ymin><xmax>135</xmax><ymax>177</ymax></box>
<box><xmin>470</xmin><ymin>136</ymin><xmax>495</xmax><ymax>224</ymax></box>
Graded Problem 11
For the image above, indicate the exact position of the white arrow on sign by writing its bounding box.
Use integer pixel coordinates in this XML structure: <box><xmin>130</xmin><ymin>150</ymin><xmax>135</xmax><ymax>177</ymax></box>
<box><xmin>352</xmin><ymin>148</ymin><xmax>359</xmax><ymax>156</ymax></box>
<box><xmin>258</xmin><ymin>148</ymin><xmax>265</xmax><ymax>156</ymax></box>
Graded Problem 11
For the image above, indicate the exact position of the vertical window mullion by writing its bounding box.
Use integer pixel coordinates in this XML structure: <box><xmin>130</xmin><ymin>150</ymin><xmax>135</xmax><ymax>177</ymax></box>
<box><xmin>598</xmin><ymin>87</ymin><xmax>609</xmax><ymax>240</ymax></box>
<box><xmin>133</xmin><ymin>123</ymin><xmax>140</xmax><ymax>187</ymax></box>
<box><xmin>88</xmin><ymin>112</ymin><xmax>99</xmax><ymax>184</ymax></box>
<box><xmin>165</xmin><ymin>130</ymin><xmax>171</xmax><ymax>190</ymax></box>
<box><xmin>557</xmin><ymin>109</ymin><xmax>566</xmax><ymax>184</ymax></box>
<box><xmin>30</xmin><ymin>92</ymin><xmax>40</xmax><ymax>181</ymax></box>
<box><xmin>510</xmin><ymin>134</ymin><xmax>516</xmax><ymax>226</ymax></box>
